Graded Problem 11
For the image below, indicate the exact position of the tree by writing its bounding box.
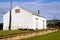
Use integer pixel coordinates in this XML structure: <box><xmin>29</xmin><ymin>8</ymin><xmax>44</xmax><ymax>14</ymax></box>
<box><xmin>47</xmin><ymin>23</ymin><xmax>53</xmax><ymax>28</ymax></box>
<box><xmin>57</xmin><ymin>22</ymin><xmax>60</xmax><ymax>28</ymax></box>
<box><xmin>0</xmin><ymin>23</ymin><xmax>3</xmax><ymax>30</ymax></box>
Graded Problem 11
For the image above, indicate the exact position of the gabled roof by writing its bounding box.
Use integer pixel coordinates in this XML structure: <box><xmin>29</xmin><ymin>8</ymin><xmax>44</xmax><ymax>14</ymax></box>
<box><xmin>4</xmin><ymin>6</ymin><xmax>45</xmax><ymax>18</ymax></box>
<box><xmin>17</xmin><ymin>6</ymin><xmax>45</xmax><ymax>18</ymax></box>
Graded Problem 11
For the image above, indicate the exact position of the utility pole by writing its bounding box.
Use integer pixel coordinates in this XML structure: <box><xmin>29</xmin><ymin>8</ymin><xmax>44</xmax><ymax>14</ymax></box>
<box><xmin>9</xmin><ymin>0</ymin><xmax>12</xmax><ymax>30</ymax></box>
<box><xmin>53</xmin><ymin>15</ymin><xmax>56</xmax><ymax>29</ymax></box>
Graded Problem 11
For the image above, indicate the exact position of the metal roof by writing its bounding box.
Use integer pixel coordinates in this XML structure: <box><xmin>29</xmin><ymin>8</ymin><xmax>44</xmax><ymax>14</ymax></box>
<box><xmin>18</xmin><ymin>6</ymin><xmax>45</xmax><ymax>18</ymax></box>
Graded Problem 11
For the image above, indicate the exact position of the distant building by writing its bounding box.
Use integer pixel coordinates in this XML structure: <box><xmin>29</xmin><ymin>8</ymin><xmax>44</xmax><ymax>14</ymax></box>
<box><xmin>3</xmin><ymin>6</ymin><xmax>46</xmax><ymax>30</ymax></box>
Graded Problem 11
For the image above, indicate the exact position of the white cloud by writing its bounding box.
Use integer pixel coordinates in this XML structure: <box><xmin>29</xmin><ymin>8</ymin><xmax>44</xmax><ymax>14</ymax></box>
<box><xmin>0</xmin><ymin>1</ymin><xmax>60</xmax><ymax>21</ymax></box>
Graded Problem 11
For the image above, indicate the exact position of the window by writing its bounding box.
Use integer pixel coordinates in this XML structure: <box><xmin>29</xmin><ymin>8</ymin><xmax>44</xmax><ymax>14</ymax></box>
<box><xmin>36</xmin><ymin>18</ymin><xmax>38</xmax><ymax>20</ymax></box>
<box><xmin>15</xmin><ymin>9</ymin><xmax>20</xmax><ymax>13</ymax></box>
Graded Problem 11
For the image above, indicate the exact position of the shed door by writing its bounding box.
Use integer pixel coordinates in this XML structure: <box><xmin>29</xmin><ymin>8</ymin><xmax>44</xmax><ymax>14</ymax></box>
<box><xmin>35</xmin><ymin>18</ymin><xmax>39</xmax><ymax>30</ymax></box>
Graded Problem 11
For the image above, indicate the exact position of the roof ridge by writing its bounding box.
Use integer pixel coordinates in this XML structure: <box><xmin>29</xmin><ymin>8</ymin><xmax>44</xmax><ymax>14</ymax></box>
<box><xmin>18</xmin><ymin>6</ymin><xmax>45</xmax><ymax>18</ymax></box>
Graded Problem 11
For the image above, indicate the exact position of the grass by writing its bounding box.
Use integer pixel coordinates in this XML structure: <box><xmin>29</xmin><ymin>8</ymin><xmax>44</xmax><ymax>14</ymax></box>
<box><xmin>0</xmin><ymin>30</ymin><xmax>33</xmax><ymax>36</ymax></box>
<box><xmin>21</xmin><ymin>29</ymin><xmax>60</xmax><ymax>40</ymax></box>
<box><xmin>0</xmin><ymin>29</ymin><xmax>50</xmax><ymax>36</ymax></box>
<box><xmin>0</xmin><ymin>29</ymin><xmax>53</xmax><ymax>36</ymax></box>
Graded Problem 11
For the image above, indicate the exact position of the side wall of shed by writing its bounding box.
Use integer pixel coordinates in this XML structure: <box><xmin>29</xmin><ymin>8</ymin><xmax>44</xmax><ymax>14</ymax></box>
<box><xmin>3</xmin><ymin>12</ymin><xmax>9</xmax><ymax>30</ymax></box>
<box><xmin>33</xmin><ymin>15</ymin><xmax>46</xmax><ymax>30</ymax></box>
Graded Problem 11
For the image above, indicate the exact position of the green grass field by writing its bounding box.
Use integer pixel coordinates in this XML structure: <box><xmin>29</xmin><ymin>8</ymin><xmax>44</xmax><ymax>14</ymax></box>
<box><xmin>21</xmin><ymin>29</ymin><xmax>60</xmax><ymax>40</ymax></box>
<box><xmin>0</xmin><ymin>30</ymin><xmax>33</xmax><ymax>36</ymax></box>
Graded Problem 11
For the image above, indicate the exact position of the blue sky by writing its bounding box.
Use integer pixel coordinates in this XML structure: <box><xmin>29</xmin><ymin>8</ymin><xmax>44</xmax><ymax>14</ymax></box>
<box><xmin>0</xmin><ymin>0</ymin><xmax>60</xmax><ymax>23</ymax></box>
<box><xmin>0</xmin><ymin>0</ymin><xmax>37</xmax><ymax>2</ymax></box>
<box><xmin>0</xmin><ymin>0</ymin><xmax>60</xmax><ymax>2</ymax></box>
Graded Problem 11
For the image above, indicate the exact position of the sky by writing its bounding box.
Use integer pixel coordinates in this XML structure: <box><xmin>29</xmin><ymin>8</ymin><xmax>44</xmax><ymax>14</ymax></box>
<box><xmin>0</xmin><ymin>0</ymin><xmax>60</xmax><ymax>23</ymax></box>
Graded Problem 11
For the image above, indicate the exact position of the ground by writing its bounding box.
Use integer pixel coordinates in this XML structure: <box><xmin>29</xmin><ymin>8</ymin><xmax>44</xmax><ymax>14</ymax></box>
<box><xmin>21</xmin><ymin>29</ymin><xmax>60</xmax><ymax>40</ymax></box>
<box><xmin>0</xmin><ymin>30</ymin><xmax>33</xmax><ymax>36</ymax></box>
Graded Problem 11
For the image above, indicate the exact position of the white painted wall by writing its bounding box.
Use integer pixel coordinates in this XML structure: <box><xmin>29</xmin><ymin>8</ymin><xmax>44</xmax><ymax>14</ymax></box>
<box><xmin>3</xmin><ymin>6</ymin><xmax>46</xmax><ymax>30</ymax></box>
<box><xmin>11</xmin><ymin>6</ymin><xmax>33</xmax><ymax>30</ymax></box>
<box><xmin>3</xmin><ymin>12</ymin><xmax>9</xmax><ymax>30</ymax></box>
<box><xmin>32</xmin><ymin>15</ymin><xmax>46</xmax><ymax>30</ymax></box>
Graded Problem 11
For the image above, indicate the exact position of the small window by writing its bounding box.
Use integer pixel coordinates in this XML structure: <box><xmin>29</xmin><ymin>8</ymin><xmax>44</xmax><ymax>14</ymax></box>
<box><xmin>15</xmin><ymin>9</ymin><xmax>20</xmax><ymax>13</ymax></box>
<box><xmin>43</xmin><ymin>20</ymin><xmax>44</xmax><ymax>22</ymax></box>
<box><xmin>36</xmin><ymin>18</ymin><xmax>38</xmax><ymax>20</ymax></box>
